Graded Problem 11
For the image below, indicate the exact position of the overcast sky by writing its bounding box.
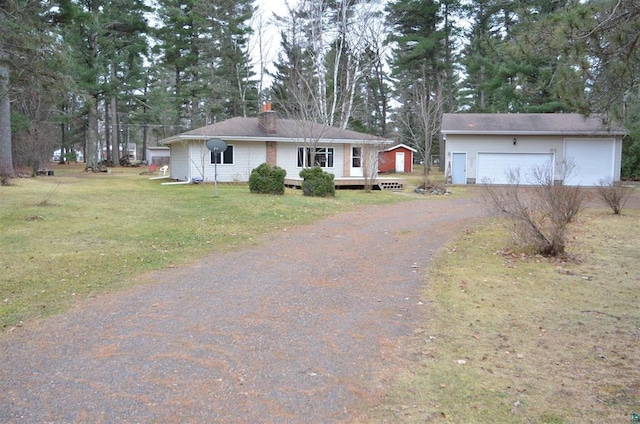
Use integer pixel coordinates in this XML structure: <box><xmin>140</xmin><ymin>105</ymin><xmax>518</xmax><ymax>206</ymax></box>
<box><xmin>254</xmin><ymin>0</ymin><xmax>290</xmax><ymax>16</ymax></box>
<box><xmin>251</xmin><ymin>0</ymin><xmax>294</xmax><ymax>87</ymax></box>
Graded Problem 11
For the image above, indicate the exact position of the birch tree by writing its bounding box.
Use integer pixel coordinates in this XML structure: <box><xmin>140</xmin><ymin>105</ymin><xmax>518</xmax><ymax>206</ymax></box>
<box><xmin>271</xmin><ymin>0</ymin><xmax>388</xmax><ymax>132</ymax></box>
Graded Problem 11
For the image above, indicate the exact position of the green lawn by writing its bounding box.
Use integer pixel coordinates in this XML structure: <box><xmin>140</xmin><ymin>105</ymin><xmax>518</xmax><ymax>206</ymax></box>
<box><xmin>4</xmin><ymin>164</ymin><xmax>638</xmax><ymax>422</ymax></box>
<box><xmin>0</xmin><ymin>164</ymin><xmax>407</xmax><ymax>329</ymax></box>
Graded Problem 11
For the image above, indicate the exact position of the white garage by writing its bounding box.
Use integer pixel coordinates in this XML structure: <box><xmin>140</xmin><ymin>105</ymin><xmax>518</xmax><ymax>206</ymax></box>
<box><xmin>442</xmin><ymin>113</ymin><xmax>626</xmax><ymax>186</ymax></box>
<box><xmin>477</xmin><ymin>152</ymin><xmax>554</xmax><ymax>185</ymax></box>
<box><xmin>564</xmin><ymin>138</ymin><xmax>615</xmax><ymax>186</ymax></box>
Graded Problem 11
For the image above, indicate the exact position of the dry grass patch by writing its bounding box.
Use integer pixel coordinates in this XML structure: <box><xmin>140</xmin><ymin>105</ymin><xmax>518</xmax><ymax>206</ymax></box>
<box><xmin>366</xmin><ymin>207</ymin><xmax>640</xmax><ymax>423</ymax></box>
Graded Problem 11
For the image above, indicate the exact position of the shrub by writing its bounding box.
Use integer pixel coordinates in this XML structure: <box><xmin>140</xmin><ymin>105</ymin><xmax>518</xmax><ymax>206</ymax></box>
<box><xmin>249</xmin><ymin>163</ymin><xmax>286</xmax><ymax>195</ymax></box>
<box><xmin>483</xmin><ymin>163</ymin><xmax>587</xmax><ymax>257</ymax></box>
<box><xmin>597</xmin><ymin>178</ymin><xmax>633</xmax><ymax>214</ymax></box>
<box><xmin>300</xmin><ymin>166</ymin><xmax>335</xmax><ymax>197</ymax></box>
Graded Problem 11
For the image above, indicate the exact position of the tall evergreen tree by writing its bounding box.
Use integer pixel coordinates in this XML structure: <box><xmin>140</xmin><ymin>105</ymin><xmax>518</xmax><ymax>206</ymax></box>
<box><xmin>101</xmin><ymin>0</ymin><xmax>149</xmax><ymax>165</ymax></box>
<box><xmin>1</xmin><ymin>0</ymin><xmax>74</xmax><ymax>179</ymax></box>
<box><xmin>56</xmin><ymin>0</ymin><xmax>105</xmax><ymax>169</ymax></box>
<box><xmin>153</xmin><ymin>0</ymin><xmax>255</xmax><ymax>132</ymax></box>
<box><xmin>154</xmin><ymin>0</ymin><xmax>207</xmax><ymax>131</ymax></box>
<box><xmin>561</xmin><ymin>0</ymin><xmax>640</xmax><ymax>118</ymax></box>
<box><xmin>387</xmin><ymin>0</ymin><xmax>455</xmax><ymax>174</ymax></box>
<box><xmin>198</xmin><ymin>0</ymin><xmax>257</xmax><ymax>118</ymax></box>
<box><xmin>461</xmin><ymin>0</ymin><xmax>578</xmax><ymax>113</ymax></box>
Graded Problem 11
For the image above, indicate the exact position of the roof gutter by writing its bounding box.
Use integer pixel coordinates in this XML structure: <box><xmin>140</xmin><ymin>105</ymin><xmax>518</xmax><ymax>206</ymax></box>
<box><xmin>161</xmin><ymin>135</ymin><xmax>394</xmax><ymax>145</ymax></box>
<box><xmin>442</xmin><ymin>130</ymin><xmax>627</xmax><ymax>136</ymax></box>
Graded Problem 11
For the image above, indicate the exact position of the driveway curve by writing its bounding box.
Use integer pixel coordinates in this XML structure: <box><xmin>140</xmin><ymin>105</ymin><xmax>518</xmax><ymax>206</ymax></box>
<box><xmin>1</xmin><ymin>195</ymin><xmax>485</xmax><ymax>423</ymax></box>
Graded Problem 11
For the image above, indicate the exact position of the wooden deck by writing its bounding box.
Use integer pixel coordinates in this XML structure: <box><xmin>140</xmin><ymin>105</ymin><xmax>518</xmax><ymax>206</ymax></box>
<box><xmin>284</xmin><ymin>177</ymin><xmax>406</xmax><ymax>191</ymax></box>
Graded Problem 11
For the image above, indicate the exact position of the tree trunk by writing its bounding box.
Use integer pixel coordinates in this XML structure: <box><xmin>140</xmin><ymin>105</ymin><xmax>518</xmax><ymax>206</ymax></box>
<box><xmin>142</xmin><ymin>72</ymin><xmax>149</xmax><ymax>162</ymax></box>
<box><xmin>86</xmin><ymin>96</ymin><xmax>99</xmax><ymax>170</ymax></box>
<box><xmin>0</xmin><ymin>44</ymin><xmax>13</xmax><ymax>179</ymax></box>
<box><xmin>105</xmin><ymin>100</ymin><xmax>111</xmax><ymax>163</ymax></box>
<box><xmin>111</xmin><ymin>93</ymin><xmax>119</xmax><ymax>167</ymax></box>
<box><xmin>59</xmin><ymin>122</ymin><xmax>66</xmax><ymax>164</ymax></box>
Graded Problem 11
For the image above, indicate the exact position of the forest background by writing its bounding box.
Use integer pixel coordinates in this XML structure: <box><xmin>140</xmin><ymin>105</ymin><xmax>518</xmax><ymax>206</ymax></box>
<box><xmin>0</xmin><ymin>0</ymin><xmax>639</xmax><ymax>180</ymax></box>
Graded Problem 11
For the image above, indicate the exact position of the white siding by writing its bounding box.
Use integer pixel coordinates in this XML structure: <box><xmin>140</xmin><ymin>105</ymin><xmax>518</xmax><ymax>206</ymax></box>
<box><xmin>202</xmin><ymin>141</ymin><xmax>267</xmax><ymax>183</ymax></box>
<box><xmin>446</xmin><ymin>135</ymin><xmax>563</xmax><ymax>183</ymax></box>
<box><xmin>169</xmin><ymin>142</ymin><xmax>191</xmax><ymax>181</ymax></box>
<box><xmin>173</xmin><ymin>140</ymin><xmax>357</xmax><ymax>182</ymax></box>
<box><xmin>171</xmin><ymin>141</ymin><xmax>267</xmax><ymax>183</ymax></box>
<box><xmin>445</xmin><ymin>134</ymin><xmax>623</xmax><ymax>185</ymax></box>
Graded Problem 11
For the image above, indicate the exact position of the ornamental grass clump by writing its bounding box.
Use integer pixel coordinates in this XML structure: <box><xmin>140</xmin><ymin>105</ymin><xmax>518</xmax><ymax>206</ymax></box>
<box><xmin>249</xmin><ymin>163</ymin><xmax>286</xmax><ymax>195</ymax></box>
<box><xmin>300</xmin><ymin>166</ymin><xmax>335</xmax><ymax>197</ymax></box>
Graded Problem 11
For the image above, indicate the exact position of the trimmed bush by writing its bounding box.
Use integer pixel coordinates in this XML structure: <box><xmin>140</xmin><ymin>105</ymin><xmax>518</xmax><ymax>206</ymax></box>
<box><xmin>249</xmin><ymin>163</ymin><xmax>286</xmax><ymax>195</ymax></box>
<box><xmin>300</xmin><ymin>166</ymin><xmax>335</xmax><ymax>197</ymax></box>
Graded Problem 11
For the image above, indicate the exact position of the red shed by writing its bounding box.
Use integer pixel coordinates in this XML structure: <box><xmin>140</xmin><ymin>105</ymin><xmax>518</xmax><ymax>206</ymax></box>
<box><xmin>378</xmin><ymin>144</ymin><xmax>417</xmax><ymax>173</ymax></box>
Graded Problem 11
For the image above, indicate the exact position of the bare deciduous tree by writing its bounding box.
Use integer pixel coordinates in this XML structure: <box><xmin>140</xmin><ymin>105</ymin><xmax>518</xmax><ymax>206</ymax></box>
<box><xmin>358</xmin><ymin>141</ymin><xmax>385</xmax><ymax>193</ymax></box>
<box><xmin>12</xmin><ymin>82</ymin><xmax>62</xmax><ymax>176</ymax></box>
<box><xmin>398</xmin><ymin>70</ymin><xmax>443</xmax><ymax>179</ymax></box>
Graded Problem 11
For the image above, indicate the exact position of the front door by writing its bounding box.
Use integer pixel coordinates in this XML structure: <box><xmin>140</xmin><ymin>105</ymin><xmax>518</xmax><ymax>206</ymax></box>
<box><xmin>395</xmin><ymin>152</ymin><xmax>405</xmax><ymax>173</ymax></box>
<box><xmin>451</xmin><ymin>152</ymin><xmax>466</xmax><ymax>184</ymax></box>
<box><xmin>351</xmin><ymin>146</ymin><xmax>363</xmax><ymax>177</ymax></box>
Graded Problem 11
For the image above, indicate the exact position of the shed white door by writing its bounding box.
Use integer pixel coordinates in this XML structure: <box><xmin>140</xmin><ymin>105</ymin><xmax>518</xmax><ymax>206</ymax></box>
<box><xmin>477</xmin><ymin>153</ymin><xmax>553</xmax><ymax>185</ymax></box>
<box><xmin>564</xmin><ymin>138</ymin><xmax>614</xmax><ymax>186</ymax></box>
<box><xmin>395</xmin><ymin>152</ymin><xmax>405</xmax><ymax>173</ymax></box>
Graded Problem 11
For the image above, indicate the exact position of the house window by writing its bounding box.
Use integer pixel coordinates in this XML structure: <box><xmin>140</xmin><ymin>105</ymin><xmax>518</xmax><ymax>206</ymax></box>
<box><xmin>297</xmin><ymin>147</ymin><xmax>334</xmax><ymax>168</ymax></box>
<box><xmin>352</xmin><ymin>147</ymin><xmax>362</xmax><ymax>167</ymax></box>
<box><xmin>211</xmin><ymin>145</ymin><xmax>234</xmax><ymax>164</ymax></box>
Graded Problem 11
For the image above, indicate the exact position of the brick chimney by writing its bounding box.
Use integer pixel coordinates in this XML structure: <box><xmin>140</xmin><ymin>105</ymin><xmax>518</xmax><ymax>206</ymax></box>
<box><xmin>258</xmin><ymin>102</ymin><xmax>277</xmax><ymax>135</ymax></box>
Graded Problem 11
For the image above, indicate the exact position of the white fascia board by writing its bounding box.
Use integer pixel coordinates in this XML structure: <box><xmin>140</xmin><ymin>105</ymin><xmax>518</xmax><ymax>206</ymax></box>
<box><xmin>312</xmin><ymin>138</ymin><xmax>393</xmax><ymax>145</ymax></box>
<box><xmin>163</xmin><ymin>135</ymin><xmax>393</xmax><ymax>145</ymax></box>
<box><xmin>442</xmin><ymin>130</ymin><xmax>626</xmax><ymax>136</ymax></box>
<box><xmin>384</xmin><ymin>143</ymin><xmax>418</xmax><ymax>152</ymax></box>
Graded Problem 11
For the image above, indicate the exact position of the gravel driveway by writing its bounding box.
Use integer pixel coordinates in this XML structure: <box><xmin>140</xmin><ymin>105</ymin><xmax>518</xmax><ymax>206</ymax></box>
<box><xmin>0</xmin><ymin>195</ymin><xmax>485</xmax><ymax>423</ymax></box>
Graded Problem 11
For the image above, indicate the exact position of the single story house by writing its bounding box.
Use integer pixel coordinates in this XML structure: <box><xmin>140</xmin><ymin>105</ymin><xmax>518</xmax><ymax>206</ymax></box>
<box><xmin>145</xmin><ymin>146</ymin><xmax>170</xmax><ymax>166</ymax></box>
<box><xmin>158</xmin><ymin>106</ymin><xmax>393</xmax><ymax>184</ymax></box>
<box><xmin>378</xmin><ymin>143</ymin><xmax>417</xmax><ymax>173</ymax></box>
<box><xmin>441</xmin><ymin>113</ymin><xmax>627</xmax><ymax>186</ymax></box>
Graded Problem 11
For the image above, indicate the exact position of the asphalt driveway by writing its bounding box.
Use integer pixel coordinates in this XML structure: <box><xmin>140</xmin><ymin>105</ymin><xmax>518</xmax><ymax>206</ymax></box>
<box><xmin>0</xmin><ymin>195</ymin><xmax>485</xmax><ymax>423</ymax></box>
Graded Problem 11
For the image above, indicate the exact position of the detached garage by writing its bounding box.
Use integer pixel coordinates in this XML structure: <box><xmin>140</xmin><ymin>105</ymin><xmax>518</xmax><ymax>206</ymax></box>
<box><xmin>442</xmin><ymin>113</ymin><xmax>626</xmax><ymax>186</ymax></box>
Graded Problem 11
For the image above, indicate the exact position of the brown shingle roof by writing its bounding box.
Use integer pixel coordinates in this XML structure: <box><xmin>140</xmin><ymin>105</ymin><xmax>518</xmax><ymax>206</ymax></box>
<box><xmin>161</xmin><ymin>117</ymin><xmax>388</xmax><ymax>144</ymax></box>
<box><xmin>441</xmin><ymin>113</ymin><xmax>627</xmax><ymax>136</ymax></box>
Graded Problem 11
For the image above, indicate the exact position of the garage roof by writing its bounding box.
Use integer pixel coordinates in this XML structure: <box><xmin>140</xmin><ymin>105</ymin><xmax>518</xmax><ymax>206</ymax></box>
<box><xmin>442</xmin><ymin>113</ymin><xmax>627</xmax><ymax>136</ymax></box>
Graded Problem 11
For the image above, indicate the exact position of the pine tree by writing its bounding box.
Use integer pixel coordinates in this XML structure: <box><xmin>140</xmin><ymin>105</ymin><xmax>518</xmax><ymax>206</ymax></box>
<box><xmin>153</xmin><ymin>0</ymin><xmax>256</xmax><ymax>131</ymax></box>
<box><xmin>461</xmin><ymin>0</ymin><xmax>578</xmax><ymax>113</ymax></box>
<box><xmin>387</xmin><ymin>0</ymin><xmax>454</xmax><ymax>174</ymax></box>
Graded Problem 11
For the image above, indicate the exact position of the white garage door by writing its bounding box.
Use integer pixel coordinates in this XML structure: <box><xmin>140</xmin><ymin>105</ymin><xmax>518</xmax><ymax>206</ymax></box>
<box><xmin>564</xmin><ymin>139</ymin><xmax>614</xmax><ymax>186</ymax></box>
<box><xmin>477</xmin><ymin>153</ymin><xmax>554</xmax><ymax>185</ymax></box>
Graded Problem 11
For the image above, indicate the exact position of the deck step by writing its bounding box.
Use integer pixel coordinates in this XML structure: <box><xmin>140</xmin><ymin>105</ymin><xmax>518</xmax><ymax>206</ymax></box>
<box><xmin>378</xmin><ymin>181</ymin><xmax>404</xmax><ymax>191</ymax></box>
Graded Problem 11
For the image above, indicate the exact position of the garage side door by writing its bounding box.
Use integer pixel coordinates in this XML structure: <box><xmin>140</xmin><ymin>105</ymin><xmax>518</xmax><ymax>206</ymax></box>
<box><xmin>477</xmin><ymin>153</ymin><xmax>554</xmax><ymax>185</ymax></box>
<box><xmin>564</xmin><ymin>139</ymin><xmax>614</xmax><ymax>186</ymax></box>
